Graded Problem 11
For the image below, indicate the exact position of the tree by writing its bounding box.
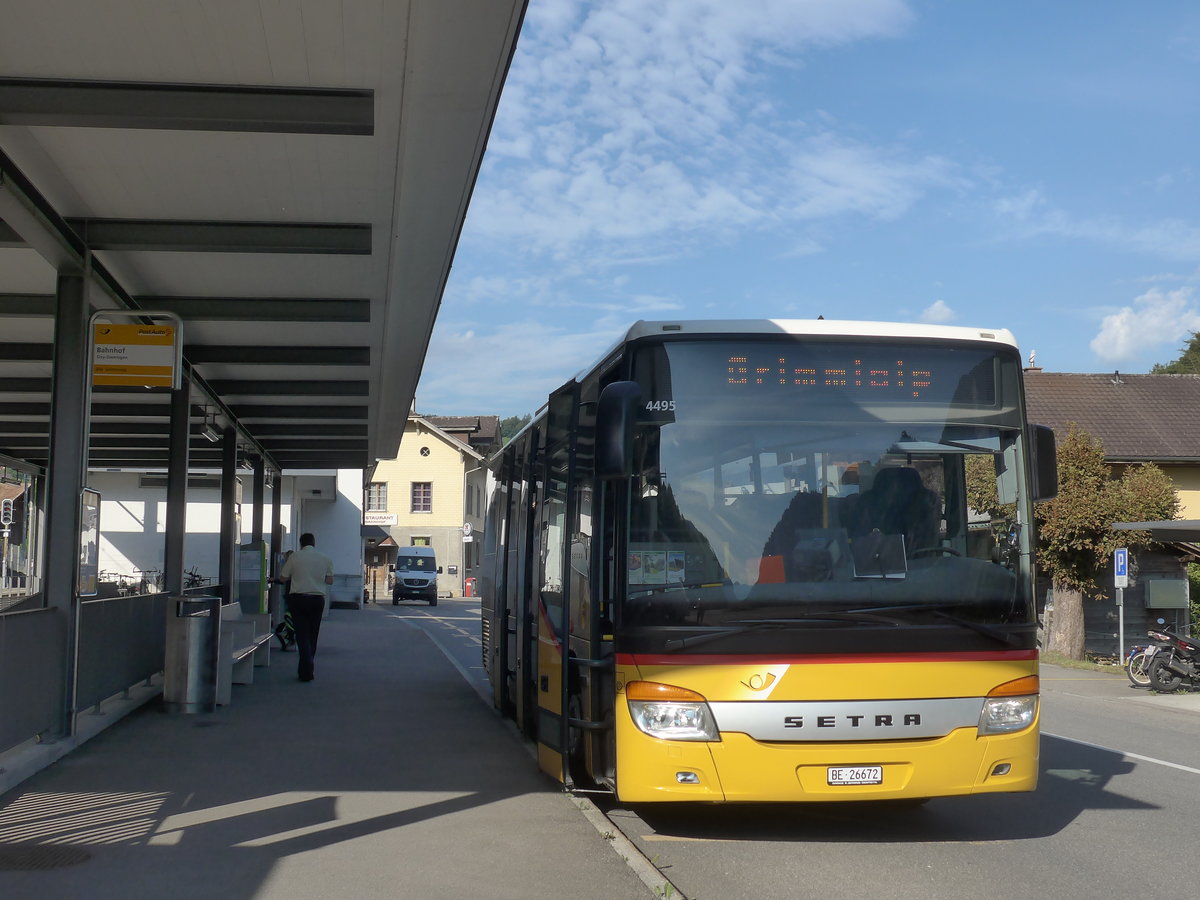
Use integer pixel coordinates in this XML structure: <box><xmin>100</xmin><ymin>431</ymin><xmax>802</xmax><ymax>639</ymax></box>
<box><xmin>966</xmin><ymin>424</ymin><xmax>1178</xmax><ymax>659</ymax></box>
<box><xmin>1035</xmin><ymin>425</ymin><xmax>1178</xmax><ymax>659</ymax></box>
<box><xmin>499</xmin><ymin>414</ymin><xmax>531</xmax><ymax>444</ymax></box>
<box><xmin>1151</xmin><ymin>331</ymin><xmax>1200</xmax><ymax>374</ymax></box>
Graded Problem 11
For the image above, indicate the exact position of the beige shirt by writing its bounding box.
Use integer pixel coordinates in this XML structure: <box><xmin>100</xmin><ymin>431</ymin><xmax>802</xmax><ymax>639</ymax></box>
<box><xmin>280</xmin><ymin>545</ymin><xmax>333</xmax><ymax>596</ymax></box>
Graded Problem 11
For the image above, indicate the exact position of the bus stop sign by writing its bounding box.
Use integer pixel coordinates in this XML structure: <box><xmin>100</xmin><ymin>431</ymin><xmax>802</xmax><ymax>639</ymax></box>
<box><xmin>1114</xmin><ymin>547</ymin><xmax>1128</xmax><ymax>588</ymax></box>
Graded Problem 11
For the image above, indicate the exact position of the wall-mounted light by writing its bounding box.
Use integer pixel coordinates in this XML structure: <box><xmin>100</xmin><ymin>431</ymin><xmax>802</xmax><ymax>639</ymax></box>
<box><xmin>201</xmin><ymin>410</ymin><xmax>221</xmax><ymax>443</ymax></box>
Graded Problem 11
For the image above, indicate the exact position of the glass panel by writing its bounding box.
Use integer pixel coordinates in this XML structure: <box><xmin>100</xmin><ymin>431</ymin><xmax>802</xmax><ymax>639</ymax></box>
<box><xmin>411</xmin><ymin>482</ymin><xmax>432</xmax><ymax>513</ymax></box>
<box><xmin>1</xmin><ymin>463</ymin><xmax>42</xmax><ymax>611</ymax></box>
<box><xmin>620</xmin><ymin>340</ymin><xmax>1034</xmax><ymax>653</ymax></box>
<box><xmin>396</xmin><ymin>553</ymin><xmax>435</xmax><ymax>571</ymax></box>
<box><xmin>537</xmin><ymin>447</ymin><xmax>569</xmax><ymax>633</ymax></box>
<box><xmin>366</xmin><ymin>482</ymin><xmax>387</xmax><ymax>511</ymax></box>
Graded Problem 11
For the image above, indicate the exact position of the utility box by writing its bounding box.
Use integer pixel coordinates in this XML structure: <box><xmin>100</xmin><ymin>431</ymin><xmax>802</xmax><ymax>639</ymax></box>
<box><xmin>1145</xmin><ymin>579</ymin><xmax>1188</xmax><ymax>609</ymax></box>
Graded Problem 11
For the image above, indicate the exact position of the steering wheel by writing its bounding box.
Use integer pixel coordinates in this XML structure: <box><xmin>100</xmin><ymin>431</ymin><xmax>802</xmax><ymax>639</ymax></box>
<box><xmin>910</xmin><ymin>546</ymin><xmax>961</xmax><ymax>558</ymax></box>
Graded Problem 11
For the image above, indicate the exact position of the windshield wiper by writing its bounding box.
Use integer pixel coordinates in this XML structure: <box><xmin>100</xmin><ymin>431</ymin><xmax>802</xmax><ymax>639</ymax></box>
<box><xmin>662</xmin><ymin>612</ymin><xmax>903</xmax><ymax>652</ymax></box>
<box><xmin>843</xmin><ymin>602</ymin><xmax>1026</xmax><ymax>646</ymax></box>
<box><xmin>927</xmin><ymin>610</ymin><xmax>1026</xmax><ymax>646</ymax></box>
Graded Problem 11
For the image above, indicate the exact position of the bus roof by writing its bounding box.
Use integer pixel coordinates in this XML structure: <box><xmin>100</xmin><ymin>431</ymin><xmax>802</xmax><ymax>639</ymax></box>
<box><xmin>618</xmin><ymin>318</ymin><xmax>1019</xmax><ymax>348</ymax></box>
<box><xmin>584</xmin><ymin>318</ymin><xmax>1018</xmax><ymax>381</ymax></box>
<box><xmin>494</xmin><ymin>318</ymin><xmax>1022</xmax><ymax>460</ymax></box>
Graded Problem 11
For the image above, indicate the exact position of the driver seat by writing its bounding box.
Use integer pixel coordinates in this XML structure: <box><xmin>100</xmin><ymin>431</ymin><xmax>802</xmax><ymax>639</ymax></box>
<box><xmin>852</xmin><ymin>467</ymin><xmax>940</xmax><ymax>555</ymax></box>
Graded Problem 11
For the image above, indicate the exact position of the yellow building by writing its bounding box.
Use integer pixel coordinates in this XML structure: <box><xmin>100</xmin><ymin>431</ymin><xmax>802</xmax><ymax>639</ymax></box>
<box><xmin>363</xmin><ymin>415</ymin><xmax>497</xmax><ymax>599</ymax></box>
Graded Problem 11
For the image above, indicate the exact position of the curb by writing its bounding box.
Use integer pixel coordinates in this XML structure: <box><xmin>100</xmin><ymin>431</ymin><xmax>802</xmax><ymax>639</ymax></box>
<box><xmin>400</xmin><ymin>608</ymin><xmax>685</xmax><ymax>898</ymax></box>
<box><xmin>574</xmin><ymin>795</ymin><xmax>687</xmax><ymax>900</ymax></box>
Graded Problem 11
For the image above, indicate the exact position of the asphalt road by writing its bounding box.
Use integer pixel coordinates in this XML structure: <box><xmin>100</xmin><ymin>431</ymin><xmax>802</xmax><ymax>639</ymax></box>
<box><xmin>394</xmin><ymin>600</ymin><xmax>1200</xmax><ymax>900</ymax></box>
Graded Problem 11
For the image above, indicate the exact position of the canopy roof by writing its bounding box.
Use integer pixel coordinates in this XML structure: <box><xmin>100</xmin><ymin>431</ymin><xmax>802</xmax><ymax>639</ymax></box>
<box><xmin>1112</xmin><ymin>520</ymin><xmax>1200</xmax><ymax>542</ymax></box>
<box><xmin>0</xmin><ymin>1</ymin><xmax>526</xmax><ymax>472</ymax></box>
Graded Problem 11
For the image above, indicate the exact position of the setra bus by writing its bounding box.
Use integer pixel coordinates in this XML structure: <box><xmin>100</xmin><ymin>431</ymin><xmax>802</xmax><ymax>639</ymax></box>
<box><xmin>480</xmin><ymin>319</ymin><xmax>1056</xmax><ymax>802</ymax></box>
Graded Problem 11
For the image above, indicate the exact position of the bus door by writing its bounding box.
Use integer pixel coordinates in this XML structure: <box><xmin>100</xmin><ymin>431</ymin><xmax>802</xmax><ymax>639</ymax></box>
<box><xmin>568</xmin><ymin>382</ymin><xmax>616</xmax><ymax>790</ymax></box>
<box><xmin>509</xmin><ymin>429</ymin><xmax>540</xmax><ymax>739</ymax></box>
<box><xmin>533</xmin><ymin>387</ymin><xmax>578</xmax><ymax>783</ymax></box>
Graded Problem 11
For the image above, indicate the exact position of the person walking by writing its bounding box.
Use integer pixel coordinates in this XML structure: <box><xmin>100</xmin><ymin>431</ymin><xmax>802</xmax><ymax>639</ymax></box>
<box><xmin>276</xmin><ymin>533</ymin><xmax>333</xmax><ymax>682</ymax></box>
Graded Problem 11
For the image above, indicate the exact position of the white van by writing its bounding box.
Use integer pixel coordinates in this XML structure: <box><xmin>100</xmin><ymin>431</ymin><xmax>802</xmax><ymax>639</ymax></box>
<box><xmin>391</xmin><ymin>545</ymin><xmax>440</xmax><ymax>606</ymax></box>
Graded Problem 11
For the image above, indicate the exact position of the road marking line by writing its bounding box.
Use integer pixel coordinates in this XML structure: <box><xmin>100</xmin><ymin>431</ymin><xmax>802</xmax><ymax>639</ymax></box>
<box><xmin>1046</xmin><ymin>732</ymin><xmax>1200</xmax><ymax>775</ymax></box>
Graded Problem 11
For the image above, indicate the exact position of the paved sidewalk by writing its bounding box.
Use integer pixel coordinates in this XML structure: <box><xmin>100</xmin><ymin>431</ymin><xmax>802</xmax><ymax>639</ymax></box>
<box><xmin>1041</xmin><ymin>661</ymin><xmax>1200</xmax><ymax>713</ymax></box>
<box><xmin>0</xmin><ymin>606</ymin><xmax>652</xmax><ymax>899</ymax></box>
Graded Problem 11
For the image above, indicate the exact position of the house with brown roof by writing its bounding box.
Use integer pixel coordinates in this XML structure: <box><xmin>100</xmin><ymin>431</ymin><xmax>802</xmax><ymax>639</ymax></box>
<box><xmin>424</xmin><ymin>415</ymin><xmax>502</xmax><ymax>458</ymax></box>
<box><xmin>1023</xmin><ymin>370</ymin><xmax>1196</xmax><ymax>654</ymax></box>
<box><xmin>1024</xmin><ymin>370</ymin><xmax>1200</xmax><ymax>516</ymax></box>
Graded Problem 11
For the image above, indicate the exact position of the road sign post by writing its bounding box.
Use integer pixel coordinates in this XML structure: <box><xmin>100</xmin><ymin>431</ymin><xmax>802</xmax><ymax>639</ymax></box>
<box><xmin>1114</xmin><ymin>548</ymin><xmax>1128</xmax><ymax>661</ymax></box>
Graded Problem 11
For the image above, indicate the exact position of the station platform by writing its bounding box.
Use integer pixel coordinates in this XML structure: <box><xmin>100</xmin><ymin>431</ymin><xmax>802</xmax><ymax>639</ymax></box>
<box><xmin>0</xmin><ymin>601</ymin><xmax>654</xmax><ymax>899</ymax></box>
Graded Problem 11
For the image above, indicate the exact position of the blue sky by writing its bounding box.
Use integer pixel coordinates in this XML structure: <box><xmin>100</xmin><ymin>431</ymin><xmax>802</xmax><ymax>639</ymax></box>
<box><xmin>417</xmin><ymin>0</ymin><xmax>1200</xmax><ymax>418</ymax></box>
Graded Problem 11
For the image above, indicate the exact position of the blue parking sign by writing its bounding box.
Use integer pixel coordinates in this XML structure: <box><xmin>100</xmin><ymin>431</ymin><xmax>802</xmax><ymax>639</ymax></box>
<box><xmin>1114</xmin><ymin>548</ymin><xmax>1128</xmax><ymax>587</ymax></box>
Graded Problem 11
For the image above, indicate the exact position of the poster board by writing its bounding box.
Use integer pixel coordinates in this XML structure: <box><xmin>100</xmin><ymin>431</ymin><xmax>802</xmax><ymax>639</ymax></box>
<box><xmin>78</xmin><ymin>489</ymin><xmax>100</xmax><ymax>597</ymax></box>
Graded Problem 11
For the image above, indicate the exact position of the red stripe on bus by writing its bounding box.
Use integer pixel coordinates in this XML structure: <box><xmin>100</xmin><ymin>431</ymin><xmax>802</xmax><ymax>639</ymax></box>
<box><xmin>616</xmin><ymin>650</ymin><xmax>1038</xmax><ymax>666</ymax></box>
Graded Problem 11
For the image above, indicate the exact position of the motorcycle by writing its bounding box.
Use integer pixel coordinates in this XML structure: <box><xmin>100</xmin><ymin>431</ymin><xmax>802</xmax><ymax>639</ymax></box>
<box><xmin>1126</xmin><ymin>629</ymin><xmax>1172</xmax><ymax>687</ymax></box>
<box><xmin>1146</xmin><ymin>625</ymin><xmax>1200</xmax><ymax>692</ymax></box>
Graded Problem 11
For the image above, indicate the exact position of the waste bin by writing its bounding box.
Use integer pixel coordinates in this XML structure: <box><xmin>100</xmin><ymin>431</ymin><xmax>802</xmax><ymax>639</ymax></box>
<box><xmin>464</xmin><ymin>577</ymin><xmax>476</xmax><ymax>598</ymax></box>
<box><xmin>163</xmin><ymin>596</ymin><xmax>221</xmax><ymax>714</ymax></box>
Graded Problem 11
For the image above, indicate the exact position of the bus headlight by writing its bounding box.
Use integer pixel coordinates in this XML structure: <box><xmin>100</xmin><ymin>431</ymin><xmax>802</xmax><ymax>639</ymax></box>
<box><xmin>626</xmin><ymin>681</ymin><xmax>720</xmax><ymax>742</ymax></box>
<box><xmin>978</xmin><ymin>675</ymin><xmax>1039</xmax><ymax>735</ymax></box>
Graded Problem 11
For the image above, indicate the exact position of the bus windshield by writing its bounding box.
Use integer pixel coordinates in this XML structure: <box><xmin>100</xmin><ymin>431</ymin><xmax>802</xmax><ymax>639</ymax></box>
<box><xmin>621</xmin><ymin>338</ymin><xmax>1035</xmax><ymax>653</ymax></box>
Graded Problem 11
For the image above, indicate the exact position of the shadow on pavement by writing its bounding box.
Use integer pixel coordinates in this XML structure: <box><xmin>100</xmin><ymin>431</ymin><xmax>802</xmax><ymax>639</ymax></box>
<box><xmin>611</xmin><ymin>734</ymin><xmax>1146</xmax><ymax>845</ymax></box>
<box><xmin>0</xmin><ymin>606</ymin><xmax>651</xmax><ymax>900</ymax></box>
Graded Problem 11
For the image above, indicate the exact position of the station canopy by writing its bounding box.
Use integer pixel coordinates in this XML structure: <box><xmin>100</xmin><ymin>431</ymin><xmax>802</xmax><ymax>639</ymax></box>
<box><xmin>1112</xmin><ymin>520</ymin><xmax>1200</xmax><ymax>543</ymax></box>
<box><xmin>0</xmin><ymin>1</ymin><xmax>526</xmax><ymax>472</ymax></box>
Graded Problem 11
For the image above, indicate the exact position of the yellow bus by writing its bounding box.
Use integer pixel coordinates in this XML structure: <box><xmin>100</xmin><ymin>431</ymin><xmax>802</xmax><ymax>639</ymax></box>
<box><xmin>481</xmin><ymin>319</ymin><xmax>1056</xmax><ymax>803</ymax></box>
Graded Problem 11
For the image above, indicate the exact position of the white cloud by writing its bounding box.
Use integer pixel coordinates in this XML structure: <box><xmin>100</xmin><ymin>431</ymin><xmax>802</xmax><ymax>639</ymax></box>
<box><xmin>919</xmin><ymin>300</ymin><xmax>956</xmax><ymax>324</ymax></box>
<box><xmin>469</xmin><ymin>1</ymin><xmax>934</xmax><ymax>260</ymax></box>
<box><xmin>994</xmin><ymin>190</ymin><xmax>1200</xmax><ymax>262</ymax></box>
<box><xmin>993</xmin><ymin>189</ymin><xmax>1045</xmax><ymax>221</ymax></box>
<box><xmin>1089</xmin><ymin>287</ymin><xmax>1200</xmax><ymax>361</ymax></box>
<box><xmin>784</xmin><ymin>135</ymin><xmax>958</xmax><ymax>222</ymax></box>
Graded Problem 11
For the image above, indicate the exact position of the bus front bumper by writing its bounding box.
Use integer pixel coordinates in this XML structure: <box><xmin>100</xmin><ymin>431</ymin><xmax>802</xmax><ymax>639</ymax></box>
<box><xmin>614</xmin><ymin>721</ymin><xmax>1039</xmax><ymax>803</ymax></box>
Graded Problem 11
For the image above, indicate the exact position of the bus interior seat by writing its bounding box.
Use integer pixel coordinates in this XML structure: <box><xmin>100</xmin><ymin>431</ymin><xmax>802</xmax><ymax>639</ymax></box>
<box><xmin>850</xmin><ymin>467</ymin><xmax>939</xmax><ymax>555</ymax></box>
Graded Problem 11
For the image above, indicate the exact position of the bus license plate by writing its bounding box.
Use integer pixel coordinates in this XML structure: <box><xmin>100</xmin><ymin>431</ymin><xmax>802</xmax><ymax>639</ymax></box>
<box><xmin>827</xmin><ymin>766</ymin><xmax>883</xmax><ymax>786</ymax></box>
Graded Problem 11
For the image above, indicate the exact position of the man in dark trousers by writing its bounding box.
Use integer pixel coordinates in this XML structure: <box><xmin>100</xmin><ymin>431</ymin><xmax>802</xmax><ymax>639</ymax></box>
<box><xmin>277</xmin><ymin>533</ymin><xmax>333</xmax><ymax>682</ymax></box>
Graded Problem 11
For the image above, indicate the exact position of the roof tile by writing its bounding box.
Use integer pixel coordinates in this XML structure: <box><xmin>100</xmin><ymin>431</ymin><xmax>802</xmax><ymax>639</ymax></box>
<box><xmin>1024</xmin><ymin>371</ymin><xmax>1200</xmax><ymax>460</ymax></box>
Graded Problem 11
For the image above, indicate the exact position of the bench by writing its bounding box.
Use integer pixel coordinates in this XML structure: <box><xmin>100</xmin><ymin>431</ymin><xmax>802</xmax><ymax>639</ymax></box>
<box><xmin>216</xmin><ymin>602</ymin><xmax>273</xmax><ymax>706</ymax></box>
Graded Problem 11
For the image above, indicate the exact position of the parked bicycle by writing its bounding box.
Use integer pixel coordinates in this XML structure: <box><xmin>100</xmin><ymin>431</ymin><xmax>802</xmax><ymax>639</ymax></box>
<box><xmin>184</xmin><ymin>566</ymin><xmax>210</xmax><ymax>589</ymax></box>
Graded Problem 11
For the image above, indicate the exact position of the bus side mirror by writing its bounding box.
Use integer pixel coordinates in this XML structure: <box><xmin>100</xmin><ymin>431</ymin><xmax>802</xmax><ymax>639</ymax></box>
<box><xmin>1031</xmin><ymin>424</ymin><xmax>1057</xmax><ymax>501</ymax></box>
<box><xmin>596</xmin><ymin>381</ymin><xmax>642</xmax><ymax>479</ymax></box>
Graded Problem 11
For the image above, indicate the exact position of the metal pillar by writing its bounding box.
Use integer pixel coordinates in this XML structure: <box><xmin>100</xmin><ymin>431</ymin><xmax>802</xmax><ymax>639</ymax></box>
<box><xmin>43</xmin><ymin>271</ymin><xmax>89</xmax><ymax>737</ymax></box>
<box><xmin>270</xmin><ymin>468</ymin><xmax>283</xmax><ymax>578</ymax></box>
<box><xmin>251</xmin><ymin>455</ymin><xmax>265</xmax><ymax>544</ymax></box>
<box><xmin>163</xmin><ymin>376</ymin><xmax>191</xmax><ymax>596</ymax></box>
<box><xmin>218</xmin><ymin>427</ymin><xmax>237</xmax><ymax>603</ymax></box>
